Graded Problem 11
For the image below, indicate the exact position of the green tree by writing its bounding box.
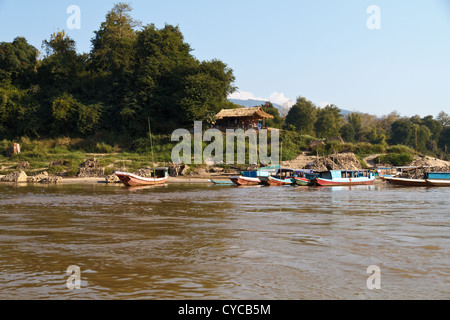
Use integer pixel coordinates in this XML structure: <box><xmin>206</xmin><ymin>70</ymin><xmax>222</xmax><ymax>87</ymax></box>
<box><xmin>0</xmin><ymin>38</ymin><xmax>41</xmax><ymax>137</ymax></box>
<box><xmin>121</xmin><ymin>23</ymin><xmax>197</xmax><ymax>134</ymax></box>
<box><xmin>39</xmin><ymin>31</ymin><xmax>88</xmax><ymax>95</ymax></box>
<box><xmin>437</xmin><ymin>111</ymin><xmax>450</xmax><ymax>127</ymax></box>
<box><xmin>438</xmin><ymin>127</ymin><xmax>450</xmax><ymax>155</ymax></box>
<box><xmin>0</xmin><ymin>37</ymin><xmax>39</xmax><ymax>88</ymax></box>
<box><xmin>421</xmin><ymin>115</ymin><xmax>442</xmax><ymax>142</ymax></box>
<box><xmin>91</xmin><ymin>2</ymin><xmax>139</xmax><ymax>77</ymax></box>
<box><xmin>261</xmin><ymin>102</ymin><xmax>283</xmax><ymax>129</ymax></box>
<box><xmin>412</xmin><ymin>124</ymin><xmax>432</xmax><ymax>154</ymax></box>
<box><xmin>285</xmin><ymin>96</ymin><xmax>317</xmax><ymax>135</ymax></box>
<box><xmin>179</xmin><ymin>59</ymin><xmax>235</xmax><ymax>124</ymax></box>
<box><xmin>314</xmin><ymin>104</ymin><xmax>342</xmax><ymax>138</ymax></box>
<box><xmin>341</xmin><ymin>113</ymin><xmax>362</xmax><ymax>142</ymax></box>
<box><xmin>0</xmin><ymin>81</ymin><xmax>40</xmax><ymax>137</ymax></box>
<box><xmin>51</xmin><ymin>93</ymin><xmax>101</xmax><ymax>136</ymax></box>
<box><xmin>90</xmin><ymin>3</ymin><xmax>140</xmax><ymax>131</ymax></box>
<box><xmin>390</xmin><ymin>118</ymin><xmax>413</xmax><ymax>146</ymax></box>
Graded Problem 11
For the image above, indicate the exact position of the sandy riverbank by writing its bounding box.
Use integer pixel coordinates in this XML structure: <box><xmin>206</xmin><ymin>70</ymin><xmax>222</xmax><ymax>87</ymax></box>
<box><xmin>0</xmin><ymin>175</ymin><xmax>227</xmax><ymax>185</ymax></box>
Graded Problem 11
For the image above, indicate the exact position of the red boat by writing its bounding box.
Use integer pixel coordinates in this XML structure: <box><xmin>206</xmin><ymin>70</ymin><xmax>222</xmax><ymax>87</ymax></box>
<box><xmin>115</xmin><ymin>168</ymin><xmax>169</xmax><ymax>187</ymax></box>
<box><xmin>230</xmin><ymin>176</ymin><xmax>261</xmax><ymax>186</ymax></box>
<box><xmin>264</xmin><ymin>176</ymin><xmax>294</xmax><ymax>186</ymax></box>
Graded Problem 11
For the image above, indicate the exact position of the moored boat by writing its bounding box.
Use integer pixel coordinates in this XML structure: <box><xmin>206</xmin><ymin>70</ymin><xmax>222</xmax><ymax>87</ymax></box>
<box><xmin>292</xmin><ymin>177</ymin><xmax>310</xmax><ymax>186</ymax></box>
<box><xmin>209</xmin><ymin>179</ymin><xmax>235</xmax><ymax>185</ymax></box>
<box><xmin>314</xmin><ymin>170</ymin><xmax>376</xmax><ymax>186</ymax></box>
<box><xmin>384</xmin><ymin>177</ymin><xmax>431</xmax><ymax>187</ymax></box>
<box><xmin>265</xmin><ymin>176</ymin><xmax>294</xmax><ymax>186</ymax></box>
<box><xmin>115</xmin><ymin>167</ymin><xmax>169</xmax><ymax>187</ymax></box>
<box><xmin>229</xmin><ymin>165</ymin><xmax>280</xmax><ymax>186</ymax></box>
<box><xmin>385</xmin><ymin>171</ymin><xmax>450</xmax><ymax>187</ymax></box>
<box><xmin>291</xmin><ymin>169</ymin><xmax>318</xmax><ymax>186</ymax></box>
<box><xmin>426</xmin><ymin>179</ymin><xmax>450</xmax><ymax>187</ymax></box>
<box><xmin>260</xmin><ymin>169</ymin><xmax>300</xmax><ymax>186</ymax></box>
<box><xmin>230</xmin><ymin>176</ymin><xmax>261</xmax><ymax>186</ymax></box>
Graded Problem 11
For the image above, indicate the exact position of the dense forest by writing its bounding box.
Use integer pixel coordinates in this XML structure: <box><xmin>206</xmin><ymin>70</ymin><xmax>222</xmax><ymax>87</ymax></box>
<box><xmin>0</xmin><ymin>3</ymin><xmax>448</xmax><ymax>162</ymax></box>
<box><xmin>279</xmin><ymin>97</ymin><xmax>449</xmax><ymax>160</ymax></box>
<box><xmin>0</xmin><ymin>3</ymin><xmax>236</xmax><ymax>138</ymax></box>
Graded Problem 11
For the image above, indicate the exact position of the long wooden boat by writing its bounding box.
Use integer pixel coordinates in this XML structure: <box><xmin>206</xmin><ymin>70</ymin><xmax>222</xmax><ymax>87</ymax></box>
<box><xmin>230</xmin><ymin>176</ymin><xmax>261</xmax><ymax>186</ymax></box>
<box><xmin>384</xmin><ymin>177</ymin><xmax>431</xmax><ymax>187</ymax></box>
<box><xmin>260</xmin><ymin>168</ymin><xmax>310</xmax><ymax>186</ymax></box>
<box><xmin>229</xmin><ymin>165</ymin><xmax>280</xmax><ymax>186</ymax></box>
<box><xmin>314</xmin><ymin>170</ymin><xmax>376</xmax><ymax>186</ymax></box>
<box><xmin>425</xmin><ymin>179</ymin><xmax>450</xmax><ymax>187</ymax></box>
<box><xmin>115</xmin><ymin>168</ymin><xmax>169</xmax><ymax>187</ymax></box>
<box><xmin>264</xmin><ymin>176</ymin><xmax>294</xmax><ymax>186</ymax></box>
<box><xmin>209</xmin><ymin>179</ymin><xmax>235</xmax><ymax>185</ymax></box>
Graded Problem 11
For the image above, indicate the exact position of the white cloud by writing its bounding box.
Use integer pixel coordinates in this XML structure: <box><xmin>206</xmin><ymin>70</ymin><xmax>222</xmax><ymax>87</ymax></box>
<box><xmin>229</xmin><ymin>90</ymin><xmax>294</xmax><ymax>106</ymax></box>
<box><xmin>228</xmin><ymin>91</ymin><xmax>266</xmax><ymax>102</ymax></box>
<box><xmin>318</xmin><ymin>101</ymin><xmax>331</xmax><ymax>108</ymax></box>
<box><xmin>268</xmin><ymin>92</ymin><xmax>291</xmax><ymax>106</ymax></box>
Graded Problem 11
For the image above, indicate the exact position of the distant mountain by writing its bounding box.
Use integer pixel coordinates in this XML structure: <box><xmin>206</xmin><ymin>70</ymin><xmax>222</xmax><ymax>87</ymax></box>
<box><xmin>228</xmin><ymin>99</ymin><xmax>282</xmax><ymax>110</ymax></box>
<box><xmin>229</xmin><ymin>98</ymin><xmax>355</xmax><ymax>117</ymax></box>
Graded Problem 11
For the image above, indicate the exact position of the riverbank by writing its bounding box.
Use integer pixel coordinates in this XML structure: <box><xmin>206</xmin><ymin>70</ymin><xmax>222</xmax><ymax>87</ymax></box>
<box><xmin>0</xmin><ymin>174</ymin><xmax>230</xmax><ymax>185</ymax></box>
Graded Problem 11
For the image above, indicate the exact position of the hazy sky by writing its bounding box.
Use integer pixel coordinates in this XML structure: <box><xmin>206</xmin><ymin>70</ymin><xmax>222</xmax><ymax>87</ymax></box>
<box><xmin>1</xmin><ymin>0</ymin><xmax>449</xmax><ymax>117</ymax></box>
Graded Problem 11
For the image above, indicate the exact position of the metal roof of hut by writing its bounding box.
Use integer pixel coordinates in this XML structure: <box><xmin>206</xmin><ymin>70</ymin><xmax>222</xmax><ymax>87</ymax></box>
<box><xmin>215</xmin><ymin>107</ymin><xmax>274</xmax><ymax>120</ymax></box>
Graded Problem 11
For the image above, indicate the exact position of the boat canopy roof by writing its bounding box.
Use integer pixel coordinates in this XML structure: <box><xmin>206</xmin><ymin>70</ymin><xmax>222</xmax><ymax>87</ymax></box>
<box><xmin>316</xmin><ymin>169</ymin><xmax>371</xmax><ymax>173</ymax></box>
<box><xmin>276</xmin><ymin>169</ymin><xmax>314</xmax><ymax>173</ymax></box>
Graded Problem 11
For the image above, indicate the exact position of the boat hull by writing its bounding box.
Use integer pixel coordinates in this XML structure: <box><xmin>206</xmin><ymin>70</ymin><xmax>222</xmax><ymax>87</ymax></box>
<box><xmin>426</xmin><ymin>179</ymin><xmax>450</xmax><ymax>187</ymax></box>
<box><xmin>384</xmin><ymin>177</ymin><xmax>431</xmax><ymax>187</ymax></box>
<box><xmin>210</xmin><ymin>179</ymin><xmax>235</xmax><ymax>185</ymax></box>
<box><xmin>230</xmin><ymin>176</ymin><xmax>261</xmax><ymax>186</ymax></box>
<box><xmin>315</xmin><ymin>177</ymin><xmax>375</xmax><ymax>186</ymax></box>
<box><xmin>264</xmin><ymin>176</ymin><xmax>294</xmax><ymax>186</ymax></box>
<box><xmin>293</xmin><ymin>177</ymin><xmax>311</xmax><ymax>186</ymax></box>
<box><xmin>115</xmin><ymin>172</ymin><xmax>168</xmax><ymax>187</ymax></box>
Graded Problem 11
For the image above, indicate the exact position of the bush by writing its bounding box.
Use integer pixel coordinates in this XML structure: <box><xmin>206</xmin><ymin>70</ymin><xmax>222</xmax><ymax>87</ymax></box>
<box><xmin>387</xmin><ymin>145</ymin><xmax>415</xmax><ymax>155</ymax></box>
<box><xmin>95</xmin><ymin>142</ymin><xmax>117</xmax><ymax>154</ymax></box>
<box><xmin>47</xmin><ymin>165</ymin><xmax>66</xmax><ymax>175</ymax></box>
<box><xmin>354</xmin><ymin>142</ymin><xmax>386</xmax><ymax>156</ymax></box>
<box><xmin>375</xmin><ymin>152</ymin><xmax>413</xmax><ymax>166</ymax></box>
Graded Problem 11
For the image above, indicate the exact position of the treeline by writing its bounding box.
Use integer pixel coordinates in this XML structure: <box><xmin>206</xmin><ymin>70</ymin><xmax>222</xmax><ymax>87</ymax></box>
<box><xmin>259</xmin><ymin>96</ymin><xmax>449</xmax><ymax>159</ymax></box>
<box><xmin>0</xmin><ymin>3</ymin><xmax>236</xmax><ymax>139</ymax></box>
<box><xmin>1</xmin><ymin>3</ymin><xmax>448</xmax><ymax>161</ymax></box>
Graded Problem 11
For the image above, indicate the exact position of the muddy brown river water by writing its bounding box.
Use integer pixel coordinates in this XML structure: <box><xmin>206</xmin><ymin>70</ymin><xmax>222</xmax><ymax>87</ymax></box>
<box><xmin>0</xmin><ymin>182</ymin><xmax>449</xmax><ymax>299</ymax></box>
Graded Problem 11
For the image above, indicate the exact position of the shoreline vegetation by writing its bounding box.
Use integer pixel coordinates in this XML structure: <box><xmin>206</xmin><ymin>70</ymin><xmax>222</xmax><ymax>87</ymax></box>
<box><xmin>1</xmin><ymin>135</ymin><xmax>449</xmax><ymax>185</ymax></box>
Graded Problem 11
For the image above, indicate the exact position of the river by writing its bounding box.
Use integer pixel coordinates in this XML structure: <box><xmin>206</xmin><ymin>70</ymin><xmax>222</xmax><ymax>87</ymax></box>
<box><xmin>0</xmin><ymin>182</ymin><xmax>449</xmax><ymax>300</ymax></box>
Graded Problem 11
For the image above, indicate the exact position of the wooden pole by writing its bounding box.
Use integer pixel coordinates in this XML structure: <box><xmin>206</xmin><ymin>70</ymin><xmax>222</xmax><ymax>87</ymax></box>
<box><xmin>148</xmin><ymin>117</ymin><xmax>155</xmax><ymax>178</ymax></box>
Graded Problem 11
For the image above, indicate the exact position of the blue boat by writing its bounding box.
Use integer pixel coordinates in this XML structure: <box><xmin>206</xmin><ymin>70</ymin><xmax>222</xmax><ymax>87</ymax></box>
<box><xmin>314</xmin><ymin>170</ymin><xmax>376</xmax><ymax>186</ymax></box>
<box><xmin>426</xmin><ymin>172</ymin><xmax>450</xmax><ymax>180</ymax></box>
<box><xmin>209</xmin><ymin>179</ymin><xmax>235</xmax><ymax>185</ymax></box>
<box><xmin>426</xmin><ymin>172</ymin><xmax>450</xmax><ymax>187</ymax></box>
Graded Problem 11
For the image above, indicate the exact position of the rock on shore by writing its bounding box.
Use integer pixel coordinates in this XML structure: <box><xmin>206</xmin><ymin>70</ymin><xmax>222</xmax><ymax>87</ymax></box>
<box><xmin>399</xmin><ymin>166</ymin><xmax>450</xmax><ymax>179</ymax></box>
<box><xmin>78</xmin><ymin>158</ymin><xmax>105</xmax><ymax>178</ymax></box>
<box><xmin>1</xmin><ymin>171</ymin><xmax>28</xmax><ymax>182</ymax></box>
<box><xmin>304</xmin><ymin>153</ymin><xmax>364</xmax><ymax>171</ymax></box>
<box><xmin>27</xmin><ymin>171</ymin><xmax>62</xmax><ymax>183</ymax></box>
